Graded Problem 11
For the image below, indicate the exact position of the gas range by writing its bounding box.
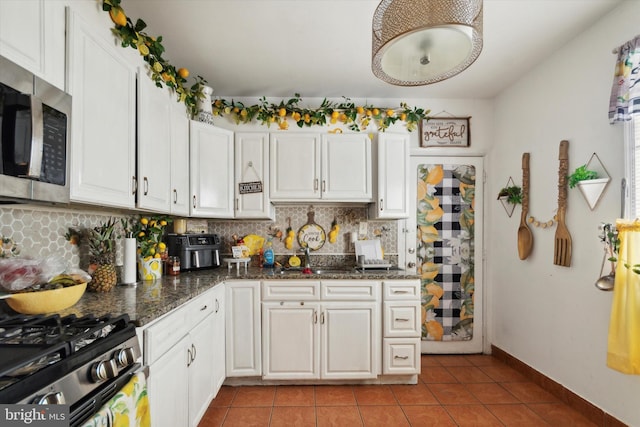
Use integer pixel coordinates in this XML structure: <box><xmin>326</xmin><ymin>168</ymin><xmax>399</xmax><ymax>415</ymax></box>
<box><xmin>0</xmin><ymin>313</ymin><xmax>141</xmax><ymax>426</ymax></box>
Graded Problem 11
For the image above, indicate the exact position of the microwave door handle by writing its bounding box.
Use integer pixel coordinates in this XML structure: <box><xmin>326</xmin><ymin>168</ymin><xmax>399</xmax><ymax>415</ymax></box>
<box><xmin>28</xmin><ymin>96</ymin><xmax>43</xmax><ymax>179</ymax></box>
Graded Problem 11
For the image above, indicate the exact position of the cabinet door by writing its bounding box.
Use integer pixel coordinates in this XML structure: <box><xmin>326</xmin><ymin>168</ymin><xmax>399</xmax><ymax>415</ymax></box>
<box><xmin>321</xmin><ymin>302</ymin><xmax>378</xmax><ymax>379</ymax></box>
<box><xmin>262</xmin><ymin>302</ymin><xmax>320</xmax><ymax>380</ymax></box>
<box><xmin>371</xmin><ymin>133</ymin><xmax>409</xmax><ymax>218</ymax></box>
<box><xmin>235</xmin><ymin>132</ymin><xmax>274</xmax><ymax>219</ymax></box>
<box><xmin>190</xmin><ymin>122</ymin><xmax>234</xmax><ymax>217</ymax></box>
<box><xmin>321</xmin><ymin>134</ymin><xmax>372</xmax><ymax>201</ymax></box>
<box><xmin>137</xmin><ymin>71</ymin><xmax>172</xmax><ymax>212</ymax></box>
<box><xmin>170</xmin><ymin>102</ymin><xmax>191</xmax><ymax>216</ymax></box>
<box><xmin>148</xmin><ymin>335</ymin><xmax>190</xmax><ymax>427</ymax></box>
<box><xmin>0</xmin><ymin>0</ymin><xmax>65</xmax><ymax>89</ymax></box>
<box><xmin>225</xmin><ymin>281</ymin><xmax>261</xmax><ymax>377</ymax></box>
<box><xmin>211</xmin><ymin>285</ymin><xmax>226</xmax><ymax>396</ymax></box>
<box><xmin>270</xmin><ymin>133</ymin><xmax>321</xmax><ymax>200</ymax></box>
<box><xmin>68</xmin><ymin>10</ymin><xmax>136</xmax><ymax>209</ymax></box>
<box><xmin>189</xmin><ymin>314</ymin><xmax>215</xmax><ymax>427</ymax></box>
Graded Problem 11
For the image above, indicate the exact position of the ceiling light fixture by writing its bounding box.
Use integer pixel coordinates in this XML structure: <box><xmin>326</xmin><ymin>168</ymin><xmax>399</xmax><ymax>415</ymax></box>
<box><xmin>372</xmin><ymin>0</ymin><xmax>483</xmax><ymax>86</ymax></box>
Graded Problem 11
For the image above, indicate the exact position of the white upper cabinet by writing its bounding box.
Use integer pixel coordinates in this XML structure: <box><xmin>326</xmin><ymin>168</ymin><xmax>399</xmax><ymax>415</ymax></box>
<box><xmin>270</xmin><ymin>133</ymin><xmax>371</xmax><ymax>201</ymax></box>
<box><xmin>270</xmin><ymin>133</ymin><xmax>321</xmax><ymax>200</ymax></box>
<box><xmin>67</xmin><ymin>7</ymin><xmax>137</xmax><ymax>209</ymax></box>
<box><xmin>321</xmin><ymin>133</ymin><xmax>372</xmax><ymax>201</ymax></box>
<box><xmin>235</xmin><ymin>132</ymin><xmax>275</xmax><ymax>219</ymax></box>
<box><xmin>137</xmin><ymin>70</ymin><xmax>172</xmax><ymax>212</ymax></box>
<box><xmin>370</xmin><ymin>133</ymin><xmax>410</xmax><ymax>218</ymax></box>
<box><xmin>190</xmin><ymin>122</ymin><xmax>234</xmax><ymax>218</ymax></box>
<box><xmin>0</xmin><ymin>0</ymin><xmax>66</xmax><ymax>90</ymax></box>
<box><xmin>170</xmin><ymin>102</ymin><xmax>191</xmax><ymax>216</ymax></box>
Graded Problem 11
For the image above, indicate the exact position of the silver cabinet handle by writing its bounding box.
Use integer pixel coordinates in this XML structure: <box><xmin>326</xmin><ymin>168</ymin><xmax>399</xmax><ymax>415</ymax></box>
<box><xmin>395</xmin><ymin>318</ymin><xmax>410</xmax><ymax>322</ymax></box>
<box><xmin>393</xmin><ymin>290</ymin><xmax>409</xmax><ymax>294</ymax></box>
<box><xmin>380</xmin><ymin>198</ymin><xmax>383</xmax><ymax>211</ymax></box>
<box><xmin>173</xmin><ymin>189</ymin><xmax>178</xmax><ymax>204</ymax></box>
<box><xmin>143</xmin><ymin>177</ymin><xmax>149</xmax><ymax>195</ymax></box>
<box><xmin>192</xmin><ymin>195</ymin><xmax>197</xmax><ymax>208</ymax></box>
<box><xmin>215</xmin><ymin>298</ymin><xmax>220</xmax><ymax>313</ymax></box>
<box><xmin>322</xmin><ymin>180</ymin><xmax>326</xmax><ymax>192</ymax></box>
<box><xmin>320</xmin><ymin>312</ymin><xmax>325</xmax><ymax>324</ymax></box>
<box><xmin>132</xmin><ymin>176</ymin><xmax>137</xmax><ymax>195</ymax></box>
<box><xmin>314</xmin><ymin>178</ymin><xmax>319</xmax><ymax>191</ymax></box>
<box><xmin>314</xmin><ymin>310</ymin><xmax>318</xmax><ymax>324</ymax></box>
<box><xmin>394</xmin><ymin>355</ymin><xmax>409</xmax><ymax>360</ymax></box>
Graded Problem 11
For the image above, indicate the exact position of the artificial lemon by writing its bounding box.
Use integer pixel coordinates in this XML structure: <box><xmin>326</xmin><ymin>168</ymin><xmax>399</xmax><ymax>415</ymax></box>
<box><xmin>140</xmin><ymin>217</ymin><xmax>149</xmax><ymax>225</ymax></box>
<box><xmin>278</xmin><ymin>107</ymin><xmax>287</xmax><ymax>117</ymax></box>
<box><xmin>109</xmin><ymin>6</ymin><xmax>127</xmax><ymax>27</ymax></box>
<box><xmin>177</xmin><ymin>67</ymin><xmax>189</xmax><ymax>79</ymax></box>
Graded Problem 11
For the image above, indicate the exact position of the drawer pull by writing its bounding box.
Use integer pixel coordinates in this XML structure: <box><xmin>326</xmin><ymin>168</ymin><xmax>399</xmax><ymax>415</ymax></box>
<box><xmin>393</xmin><ymin>290</ymin><xmax>409</xmax><ymax>294</ymax></box>
<box><xmin>395</xmin><ymin>318</ymin><xmax>410</xmax><ymax>322</ymax></box>
<box><xmin>394</xmin><ymin>355</ymin><xmax>409</xmax><ymax>360</ymax></box>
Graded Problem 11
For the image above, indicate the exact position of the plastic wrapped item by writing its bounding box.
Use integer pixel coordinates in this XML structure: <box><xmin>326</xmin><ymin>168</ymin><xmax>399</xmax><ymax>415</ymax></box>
<box><xmin>0</xmin><ymin>255</ymin><xmax>67</xmax><ymax>292</ymax></box>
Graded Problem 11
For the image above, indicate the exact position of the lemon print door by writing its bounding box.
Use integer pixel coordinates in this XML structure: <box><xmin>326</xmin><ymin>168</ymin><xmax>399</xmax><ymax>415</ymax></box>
<box><xmin>406</xmin><ymin>156</ymin><xmax>484</xmax><ymax>354</ymax></box>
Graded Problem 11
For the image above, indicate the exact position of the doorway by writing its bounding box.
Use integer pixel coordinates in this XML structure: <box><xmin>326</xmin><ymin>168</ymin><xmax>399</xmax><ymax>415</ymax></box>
<box><xmin>402</xmin><ymin>156</ymin><xmax>484</xmax><ymax>354</ymax></box>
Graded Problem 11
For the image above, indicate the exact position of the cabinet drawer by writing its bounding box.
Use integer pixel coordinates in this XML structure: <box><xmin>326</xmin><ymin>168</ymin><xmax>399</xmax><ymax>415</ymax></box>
<box><xmin>384</xmin><ymin>302</ymin><xmax>421</xmax><ymax>337</ymax></box>
<box><xmin>187</xmin><ymin>289</ymin><xmax>217</xmax><ymax>328</ymax></box>
<box><xmin>383</xmin><ymin>338</ymin><xmax>420</xmax><ymax>374</ymax></box>
<box><xmin>144</xmin><ymin>305</ymin><xmax>189</xmax><ymax>365</ymax></box>
<box><xmin>262</xmin><ymin>281</ymin><xmax>320</xmax><ymax>301</ymax></box>
<box><xmin>321</xmin><ymin>280</ymin><xmax>379</xmax><ymax>301</ymax></box>
<box><xmin>383</xmin><ymin>280</ymin><xmax>420</xmax><ymax>301</ymax></box>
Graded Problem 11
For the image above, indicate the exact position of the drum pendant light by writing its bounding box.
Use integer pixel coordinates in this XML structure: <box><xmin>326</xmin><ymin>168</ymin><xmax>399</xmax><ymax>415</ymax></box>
<box><xmin>372</xmin><ymin>0</ymin><xmax>483</xmax><ymax>86</ymax></box>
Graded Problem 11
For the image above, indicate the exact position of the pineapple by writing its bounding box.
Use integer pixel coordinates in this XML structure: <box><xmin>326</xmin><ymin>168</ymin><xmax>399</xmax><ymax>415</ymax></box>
<box><xmin>87</xmin><ymin>218</ymin><xmax>118</xmax><ymax>292</ymax></box>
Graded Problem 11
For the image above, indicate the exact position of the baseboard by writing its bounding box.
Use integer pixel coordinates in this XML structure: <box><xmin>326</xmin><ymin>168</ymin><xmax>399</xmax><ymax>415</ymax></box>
<box><xmin>491</xmin><ymin>345</ymin><xmax>627</xmax><ymax>427</ymax></box>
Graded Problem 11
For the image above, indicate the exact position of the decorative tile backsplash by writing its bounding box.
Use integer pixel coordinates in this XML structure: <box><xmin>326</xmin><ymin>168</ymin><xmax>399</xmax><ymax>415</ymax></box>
<box><xmin>1</xmin><ymin>204</ymin><xmax>399</xmax><ymax>269</ymax></box>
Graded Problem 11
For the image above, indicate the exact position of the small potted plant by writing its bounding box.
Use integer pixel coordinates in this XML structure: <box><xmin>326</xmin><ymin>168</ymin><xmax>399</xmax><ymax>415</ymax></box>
<box><xmin>497</xmin><ymin>185</ymin><xmax>522</xmax><ymax>205</ymax></box>
<box><xmin>568</xmin><ymin>164</ymin><xmax>599</xmax><ymax>188</ymax></box>
<box><xmin>568</xmin><ymin>164</ymin><xmax>610</xmax><ymax>210</ymax></box>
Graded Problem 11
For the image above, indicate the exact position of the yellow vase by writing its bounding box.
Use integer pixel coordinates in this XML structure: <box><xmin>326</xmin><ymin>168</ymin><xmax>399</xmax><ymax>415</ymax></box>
<box><xmin>138</xmin><ymin>257</ymin><xmax>163</xmax><ymax>281</ymax></box>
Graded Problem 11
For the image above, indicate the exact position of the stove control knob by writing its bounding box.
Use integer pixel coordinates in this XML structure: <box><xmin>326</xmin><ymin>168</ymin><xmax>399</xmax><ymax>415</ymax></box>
<box><xmin>114</xmin><ymin>347</ymin><xmax>137</xmax><ymax>367</ymax></box>
<box><xmin>91</xmin><ymin>359</ymin><xmax>118</xmax><ymax>382</ymax></box>
<box><xmin>35</xmin><ymin>391</ymin><xmax>66</xmax><ymax>405</ymax></box>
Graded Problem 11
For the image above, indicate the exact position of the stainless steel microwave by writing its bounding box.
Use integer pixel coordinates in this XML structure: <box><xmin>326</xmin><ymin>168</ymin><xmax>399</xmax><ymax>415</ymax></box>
<box><xmin>0</xmin><ymin>55</ymin><xmax>71</xmax><ymax>203</ymax></box>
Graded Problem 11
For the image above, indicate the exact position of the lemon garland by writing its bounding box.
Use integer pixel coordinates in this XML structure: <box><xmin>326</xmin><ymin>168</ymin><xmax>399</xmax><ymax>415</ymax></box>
<box><xmin>103</xmin><ymin>0</ymin><xmax>431</xmax><ymax>132</ymax></box>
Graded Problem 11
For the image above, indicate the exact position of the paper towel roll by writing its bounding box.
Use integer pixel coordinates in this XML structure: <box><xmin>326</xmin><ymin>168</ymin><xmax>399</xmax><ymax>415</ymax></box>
<box><xmin>122</xmin><ymin>238</ymin><xmax>137</xmax><ymax>285</ymax></box>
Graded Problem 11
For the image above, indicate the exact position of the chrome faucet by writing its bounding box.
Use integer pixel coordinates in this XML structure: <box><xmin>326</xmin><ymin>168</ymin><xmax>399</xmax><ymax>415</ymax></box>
<box><xmin>301</xmin><ymin>246</ymin><xmax>311</xmax><ymax>269</ymax></box>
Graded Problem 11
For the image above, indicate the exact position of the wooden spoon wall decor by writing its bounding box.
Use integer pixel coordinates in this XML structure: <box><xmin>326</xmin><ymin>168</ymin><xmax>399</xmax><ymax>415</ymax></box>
<box><xmin>554</xmin><ymin>140</ymin><xmax>572</xmax><ymax>267</ymax></box>
<box><xmin>517</xmin><ymin>153</ymin><xmax>534</xmax><ymax>260</ymax></box>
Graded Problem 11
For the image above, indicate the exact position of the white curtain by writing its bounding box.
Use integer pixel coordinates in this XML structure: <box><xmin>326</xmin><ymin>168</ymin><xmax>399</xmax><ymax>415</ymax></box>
<box><xmin>609</xmin><ymin>35</ymin><xmax>640</xmax><ymax>123</ymax></box>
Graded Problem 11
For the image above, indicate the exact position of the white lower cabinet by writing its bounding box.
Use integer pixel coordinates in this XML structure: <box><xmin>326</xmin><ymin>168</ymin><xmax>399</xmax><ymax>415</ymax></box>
<box><xmin>262</xmin><ymin>280</ymin><xmax>379</xmax><ymax>380</ymax></box>
<box><xmin>225</xmin><ymin>281</ymin><xmax>262</xmax><ymax>377</ymax></box>
<box><xmin>382</xmin><ymin>280</ymin><xmax>421</xmax><ymax>375</ymax></box>
<box><xmin>145</xmin><ymin>286</ymin><xmax>225</xmax><ymax>427</ymax></box>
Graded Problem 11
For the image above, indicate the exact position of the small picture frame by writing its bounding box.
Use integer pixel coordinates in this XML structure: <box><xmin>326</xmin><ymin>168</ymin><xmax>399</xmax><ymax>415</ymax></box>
<box><xmin>421</xmin><ymin>117</ymin><xmax>470</xmax><ymax>148</ymax></box>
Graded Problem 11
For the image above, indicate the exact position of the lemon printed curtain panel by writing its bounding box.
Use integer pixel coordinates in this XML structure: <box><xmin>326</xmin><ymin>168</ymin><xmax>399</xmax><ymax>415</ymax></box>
<box><xmin>417</xmin><ymin>164</ymin><xmax>475</xmax><ymax>341</ymax></box>
<box><xmin>607</xmin><ymin>219</ymin><xmax>640</xmax><ymax>375</ymax></box>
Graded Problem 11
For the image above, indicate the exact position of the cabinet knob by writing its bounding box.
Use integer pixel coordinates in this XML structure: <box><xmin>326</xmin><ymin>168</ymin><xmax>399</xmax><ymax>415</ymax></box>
<box><xmin>408</xmin><ymin>248</ymin><xmax>415</xmax><ymax>254</ymax></box>
<box><xmin>407</xmin><ymin>262</ymin><xmax>416</xmax><ymax>268</ymax></box>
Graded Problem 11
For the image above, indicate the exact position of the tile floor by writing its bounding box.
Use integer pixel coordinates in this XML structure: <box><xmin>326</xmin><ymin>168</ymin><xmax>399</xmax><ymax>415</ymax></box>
<box><xmin>198</xmin><ymin>354</ymin><xmax>599</xmax><ymax>426</ymax></box>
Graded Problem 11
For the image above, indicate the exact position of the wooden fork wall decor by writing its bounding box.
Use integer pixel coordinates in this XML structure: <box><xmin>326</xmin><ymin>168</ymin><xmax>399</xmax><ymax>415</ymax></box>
<box><xmin>554</xmin><ymin>140</ymin><xmax>572</xmax><ymax>267</ymax></box>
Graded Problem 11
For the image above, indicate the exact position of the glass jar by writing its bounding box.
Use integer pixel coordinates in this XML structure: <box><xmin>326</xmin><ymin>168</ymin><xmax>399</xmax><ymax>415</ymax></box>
<box><xmin>166</xmin><ymin>256</ymin><xmax>181</xmax><ymax>276</ymax></box>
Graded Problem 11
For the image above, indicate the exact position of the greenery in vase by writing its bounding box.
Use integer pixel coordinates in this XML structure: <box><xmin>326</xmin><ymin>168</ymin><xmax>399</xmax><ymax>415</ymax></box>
<box><xmin>497</xmin><ymin>185</ymin><xmax>522</xmax><ymax>205</ymax></box>
<box><xmin>568</xmin><ymin>165</ymin><xmax>599</xmax><ymax>189</ymax></box>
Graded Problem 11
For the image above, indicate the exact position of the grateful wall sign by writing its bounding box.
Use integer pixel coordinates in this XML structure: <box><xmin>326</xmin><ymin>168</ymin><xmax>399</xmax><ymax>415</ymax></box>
<box><xmin>421</xmin><ymin>117</ymin><xmax>471</xmax><ymax>147</ymax></box>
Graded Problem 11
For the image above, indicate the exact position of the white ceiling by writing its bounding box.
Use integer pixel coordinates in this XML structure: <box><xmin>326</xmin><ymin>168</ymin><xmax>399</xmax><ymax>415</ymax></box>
<box><xmin>123</xmin><ymin>0</ymin><xmax>622</xmax><ymax>100</ymax></box>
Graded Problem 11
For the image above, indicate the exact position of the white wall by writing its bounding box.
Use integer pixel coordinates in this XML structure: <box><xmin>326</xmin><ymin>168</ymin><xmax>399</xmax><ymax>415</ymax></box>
<box><xmin>489</xmin><ymin>1</ymin><xmax>640</xmax><ymax>424</ymax></box>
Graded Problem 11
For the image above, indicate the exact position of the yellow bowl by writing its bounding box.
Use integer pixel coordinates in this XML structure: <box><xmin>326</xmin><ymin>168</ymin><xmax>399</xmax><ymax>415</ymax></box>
<box><xmin>3</xmin><ymin>282</ymin><xmax>87</xmax><ymax>314</ymax></box>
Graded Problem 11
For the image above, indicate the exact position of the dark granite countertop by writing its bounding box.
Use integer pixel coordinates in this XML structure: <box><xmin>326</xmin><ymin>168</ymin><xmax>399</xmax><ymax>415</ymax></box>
<box><xmin>0</xmin><ymin>267</ymin><xmax>418</xmax><ymax>327</ymax></box>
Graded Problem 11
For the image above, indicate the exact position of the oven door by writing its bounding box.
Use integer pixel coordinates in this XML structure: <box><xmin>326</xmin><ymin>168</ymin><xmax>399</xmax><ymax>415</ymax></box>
<box><xmin>71</xmin><ymin>364</ymin><xmax>148</xmax><ymax>427</ymax></box>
